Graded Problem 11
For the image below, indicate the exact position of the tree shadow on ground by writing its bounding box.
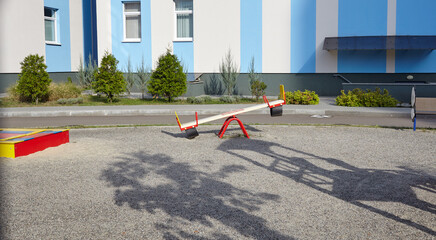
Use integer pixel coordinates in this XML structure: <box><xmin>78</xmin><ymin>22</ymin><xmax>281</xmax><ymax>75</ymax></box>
<box><xmin>100</xmin><ymin>151</ymin><xmax>292</xmax><ymax>239</ymax></box>
<box><xmin>217</xmin><ymin>138</ymin><xmax>436</xmax><ymax>236</ymax></box>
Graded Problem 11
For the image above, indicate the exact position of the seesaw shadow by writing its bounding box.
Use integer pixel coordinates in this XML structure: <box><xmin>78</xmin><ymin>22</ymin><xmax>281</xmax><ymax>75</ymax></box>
<box><xmin>161</xmin><ymin>124</ymin><xmax>262</xmax><ymax>139</ymax></box>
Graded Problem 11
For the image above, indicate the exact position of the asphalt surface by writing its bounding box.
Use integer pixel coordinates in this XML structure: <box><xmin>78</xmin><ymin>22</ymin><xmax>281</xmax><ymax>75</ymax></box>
<box><xmin>2</xmin><ymin>114</ymin><xmax>436</xmax><ymax>129</ymax></box>
<box><xmin>1</xmin><ymin>126</ymin><xmax>435</xmax><ymax>239</ymax></box>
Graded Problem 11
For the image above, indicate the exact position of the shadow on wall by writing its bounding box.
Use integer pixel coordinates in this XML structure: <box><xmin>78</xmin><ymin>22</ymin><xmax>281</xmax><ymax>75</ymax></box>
<box><xmin>100</xmin><ymin>151</ymin><xmax>292</xmax><ymax>239</ymax></box>
<box><xmin>217</xmin><ymin>138</ymin><xmax>436</xmax><ymax>236</ymax></box>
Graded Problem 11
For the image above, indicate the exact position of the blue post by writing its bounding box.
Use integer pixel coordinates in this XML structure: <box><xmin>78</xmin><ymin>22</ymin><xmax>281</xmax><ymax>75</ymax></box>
<box><xmin>413</xmin><ymin>118</ymin><xmax>416</xmax><ymax>131</ymax></box>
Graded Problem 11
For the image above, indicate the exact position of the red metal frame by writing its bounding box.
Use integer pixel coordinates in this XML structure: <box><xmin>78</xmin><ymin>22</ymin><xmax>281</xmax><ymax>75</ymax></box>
<box><xmin>263</xmin><ymin>95</ymin><xmax>285</xmax><ymax>108</ymax></box>
<box><xmin>177</xmin><ymin>112</ymin><xmax>199</xmax><ymax>131</ymax></box>
<box><xmin>217</xmin><ymin>115</ymin><xmax>250</xmax><ymax>139</ymax></box>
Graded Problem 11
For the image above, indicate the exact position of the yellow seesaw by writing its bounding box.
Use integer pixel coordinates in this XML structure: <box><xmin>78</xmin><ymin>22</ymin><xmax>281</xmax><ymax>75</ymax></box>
<box><xmin>175</xmin><ymin>85</ymin><xmax>286</xmax><ymax>139</ymax></box>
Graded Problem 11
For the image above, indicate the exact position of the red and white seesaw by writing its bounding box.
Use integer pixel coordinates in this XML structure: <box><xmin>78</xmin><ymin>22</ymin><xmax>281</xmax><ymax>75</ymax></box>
<box><xmin>175</xmin><ymin>85</ymin><xmax>286</xmax><ymax>139</ymax></box>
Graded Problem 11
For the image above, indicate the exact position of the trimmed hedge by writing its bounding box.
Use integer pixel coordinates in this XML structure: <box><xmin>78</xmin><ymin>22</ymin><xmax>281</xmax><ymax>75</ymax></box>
<box><xmin>335</xmin><ymin>88</ymin><xmax>399</xmax><ymax>107</ymax></box>
<box><xmin>285</xmin><ymin>90</ymin><xmax>319</xmax><ymax>105</ymax></box>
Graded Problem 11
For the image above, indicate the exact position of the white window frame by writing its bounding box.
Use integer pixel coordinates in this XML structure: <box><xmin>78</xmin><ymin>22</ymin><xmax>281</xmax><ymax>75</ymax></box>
<box><xmin>123</xmin><ymin>2</ymin><xmax>141</xmax><ymax>42</ymax></box>
<box><xmin>44</xmin><ymin>7</ymin><xmax>59</xmax><ymax>45</ymax></box>
<box><xmin>174</xmin><ymin>0</ymin><xmax>193</xmax><ymax>42</ymax></box>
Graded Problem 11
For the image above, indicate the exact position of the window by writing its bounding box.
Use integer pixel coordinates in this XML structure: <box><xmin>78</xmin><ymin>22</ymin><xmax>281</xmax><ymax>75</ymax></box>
<box><xmin>123</xmin><ymin>2</ymin><xmax>141</xmax><ymax>42</ymax></box>
<box><xmin>44</xmin><ymin>7</ymin><xmax>58</xmax><ymax>44</ymax></box>
<box><xmin>175</xmin><ymin>0</ymin><xmax>193</xmax><ymax>41</ymax></box>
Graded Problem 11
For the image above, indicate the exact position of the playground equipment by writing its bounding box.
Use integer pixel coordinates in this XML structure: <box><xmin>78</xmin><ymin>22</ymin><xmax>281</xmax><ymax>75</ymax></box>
<box><xmin>0</xmin><ymin>129</ymin><xmax>69</xmax><ymax>158</ymax></box>
<box><xmin>175</xmin><ymin>85</ymin><xmax>286</xmax><ymax>139</ymax></box>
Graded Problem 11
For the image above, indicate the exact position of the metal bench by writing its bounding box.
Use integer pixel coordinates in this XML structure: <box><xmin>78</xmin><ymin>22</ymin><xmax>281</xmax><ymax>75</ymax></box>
<box><xmin>411</xmin><ymin>87</ymin><xmax>436</xmax><ymax>131</ymax></box>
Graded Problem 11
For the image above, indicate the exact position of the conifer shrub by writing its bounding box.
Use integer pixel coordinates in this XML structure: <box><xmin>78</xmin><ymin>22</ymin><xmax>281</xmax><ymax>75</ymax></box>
<box><xmin>219</xmin><ymin>49</ymin><xmax>239</xmax><ymax>96</ymax></box>
<box><xmin>335</xmin><ymin>88</ymin><xmax>399</xmax><ymax>107</ymax></box>
<box><xmin>16</xmin><ymin>54</ymin><xmax>52</xmax><ymax>103</ymax></box>
<box><xmin>93</xmin><ymin>51</ymin><xmax>126</xmax><ymax>103</ymax></box>
<box><xmin>285</xmin><ymin>90</ymin><xmax>319</xmax><ymax>105</ymax></box>
<box><xmin>248</xmin><ymin>57</ymin><xmax>266</xmax><ymax>101</ymax></box>
<box><xmin>148</xmin><ymin>49</ymin><xmax>187</xmax><ymax>102</ymax></box>
<box><xmin>77</xmin><ymin>54</ymin><xmax>97</xmax><ymax>89</ymax></box>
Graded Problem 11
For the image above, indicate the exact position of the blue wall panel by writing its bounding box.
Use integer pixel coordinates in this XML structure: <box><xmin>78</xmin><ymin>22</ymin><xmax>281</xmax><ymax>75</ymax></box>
<box><xmin>338</xmin><ymin>0</ymin><xmax>387</xmax><ymax>73</ymax></box>
<box><xmin>291</xmin><ymin>0</ymin><xmax>316</xmax><ymax>73</ymax></box>
<box><xmin>111</xmin><ymin>0</ymin><xmax>152</xmax><ymax>71</ymax></box>
<box><xmin>45</xmin><ymin>0</ymin><xmax>71</xmax><ymax>72</ymax></box>
<box><xmin>82</xmin><ymin>0</ymin><xmax>98</xmax><ymax>65</ymax></box>
<box><xmin>240</xmin><ymin>0</ymin><xmax>262</xmax><ymax>73</ymax></box>
<box><xmin>396</xmin><ymin>0</ymin><xmax>436</xmax><ymax>73</ymax></box>
<box><xmin>173</xmin><ymin>42</ymin><xmax>194</xmax><ymax>73</ymax></box>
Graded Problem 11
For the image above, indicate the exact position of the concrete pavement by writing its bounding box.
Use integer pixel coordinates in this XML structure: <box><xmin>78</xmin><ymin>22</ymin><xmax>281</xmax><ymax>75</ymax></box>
<box><xmin>0</xmin><ymin>97</ymin><xmax>411</xmax><ymax>118</ymax></box>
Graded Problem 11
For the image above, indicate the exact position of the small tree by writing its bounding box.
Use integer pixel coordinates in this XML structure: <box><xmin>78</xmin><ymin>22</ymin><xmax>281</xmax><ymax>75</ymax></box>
<box><xmin>93</xmin><ymin>51</ymin><xmax>126</xmax><ymax>103</ymax></box>
<box><xmin>148</xmin><ymin>49</ymin><xmax>187</xmax><ymax>102</ymax></box>
<box><xmin>17</xmin><ymin>54</ymin><xmax>51</xmax><ymax>103</ymax></box>
<box><xmin>125</xmin><ymin>56</ymin><xmax>135</xmax><ymax>95</ymax></box>
<box><xmin>136</xmin><ymin>57</ymin><xmax>151</xmax><ymax>99</ymax></box>
<box><xmin>248</xmin><ymin>57</ymin><xmax>266</xmax><ymax>101</ymax></box>
<box><xmin>219</xmin><ymin>49</ymin><xmax>239</xmax><ymax>96</ymax></box>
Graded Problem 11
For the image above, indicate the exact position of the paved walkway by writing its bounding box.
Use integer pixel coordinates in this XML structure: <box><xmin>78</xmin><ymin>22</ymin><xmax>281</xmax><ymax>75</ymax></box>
<box><xmin>0</xmin><ymin>97</ymin><xmax>411</xmax><ymax>118</ymax></box>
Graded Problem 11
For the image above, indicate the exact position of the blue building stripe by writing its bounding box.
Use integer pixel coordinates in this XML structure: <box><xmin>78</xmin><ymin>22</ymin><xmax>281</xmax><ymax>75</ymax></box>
<box><xmin>82</xmin><ymin>0</ymin><xmax>98</xmax><ymax>65</ymax></box>
<box><xmin>173</xmin><ymin>42</ymin><xmax>194</xmax><ymax>74</ymax></box>
<box><xmin>396</xmin><ymin>0</ymin><xmax>436</xmax><ymax>73</ymax></box>
<box><xmin>240</xmin><ymin>0</ymin><xmax>262</xmax><ymax>73</ymax></box>
<box><xmin>45</xmin><ymin>0</ymin><xmax>72</xmax><ymax>72</ymax></box>
<box><xmin>111</xmin><ymin>0</ymin><xmax>152</xmax><ymax>71</ymax></box>
<box><xmin>291</xmin><ymin>0</ymin><xmax>316</xmax><ymax>73</ymax></box>
<box><xmin>338</xmin><ymin>0</ymin><xmax>387</xmax><ymax>73</ymax></box>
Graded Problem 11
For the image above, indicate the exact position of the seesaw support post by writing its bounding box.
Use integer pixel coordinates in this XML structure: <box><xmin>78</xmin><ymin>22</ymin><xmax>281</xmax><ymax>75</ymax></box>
<box><xmin>218</xmin><ymin>116</ymin><xmax>250</xmax><ymax>139</ymax></box>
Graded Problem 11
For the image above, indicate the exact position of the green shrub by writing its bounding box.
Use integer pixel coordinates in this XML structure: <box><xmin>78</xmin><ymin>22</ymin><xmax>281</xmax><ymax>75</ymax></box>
<box><xmin>7</xmin><ymin>84</ymin><xmax>20</xmax><ymax>101</ymax></box>
<box><xmin>335</xmin><ymin>88</ymin><xmax>399</xmax><ymax>107</ymax></box>
<box><xmin>93</xmin><ymin>51</ymin><xmax>126</xmax><ymax>103</ymax></box>
<box><xmin>17</xmin><ymin>54</ymin><xmax>52</xmax><ymax>103</ymax></box>
<box><xmin>186</xmin><ymin>96</ymin><xmax>212</xmax><ymax>104</ymax></box>
<box><xmin>49</xmin><ymin>82</ymin><xmax>82</xmax><ymax>101</ymax></box>
<box><xmin>248</xmin><ymin>57</ymin><xmax>266</xmax><ymax>101</ymax></box>
<box><xmin>251</xmin><ymin>80</ymin><xmax>267</xmax><ymax>101</ymax></box>
<box><xmin>219</xmin><ymin>95</ymin><xmax>237</xmax><ymax>103</ymax></box>
<box><xmin>285</xmin><ymin>90</ymin><xmax>319</xmax><ymax>105</ymax></box>
<box><xmin>200</xmin><ymin>95</ymin><xmax>213</xmax><ymax>103</ymax></box>
<box><xmin>57</xmin><ymin>97</ymin><xmax>83</xmax><ymax>105</ymax></box>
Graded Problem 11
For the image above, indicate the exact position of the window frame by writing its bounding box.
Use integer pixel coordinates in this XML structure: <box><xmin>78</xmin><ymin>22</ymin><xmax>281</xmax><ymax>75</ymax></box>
<box><xmin>123</xmin><ymin>1</ymin><xmax>142</xmax><ymax>42</ymax></box>
<box><xmin>44</xmin><ymin>7</ymin><xmax>59</xmax><ymax>45</ymax></box>
<box><xmin>174</xmin><ymin>0</ymin><xmax>193</xmax><ymax>42</ymax></box>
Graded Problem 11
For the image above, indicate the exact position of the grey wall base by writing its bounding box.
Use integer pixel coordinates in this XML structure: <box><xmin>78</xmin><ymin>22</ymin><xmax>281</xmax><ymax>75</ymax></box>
<box><xmin>1</xmin><ymin>72</ymin><xmax>435</xmax><ymax>102</ymax></box>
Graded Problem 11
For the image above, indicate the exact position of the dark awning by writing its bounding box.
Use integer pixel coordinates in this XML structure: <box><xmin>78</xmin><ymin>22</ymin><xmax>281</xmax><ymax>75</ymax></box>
<box><xmin>323</xmin><ymin>35</ymin><xmax>436</xmax><ymax>51</ymax></box>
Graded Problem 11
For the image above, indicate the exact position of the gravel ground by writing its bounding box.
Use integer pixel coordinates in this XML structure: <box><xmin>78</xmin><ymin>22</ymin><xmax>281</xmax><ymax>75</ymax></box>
<box><xmin>1</xmin><ymin>125</ymin><xmax>435</xmax><ymax>239</ymax></box>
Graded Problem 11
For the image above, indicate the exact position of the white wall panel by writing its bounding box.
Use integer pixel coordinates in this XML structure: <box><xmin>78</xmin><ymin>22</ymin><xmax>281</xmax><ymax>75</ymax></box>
<box><xmin>0</xmin><ymin>0</ymin><xmax>45</xmax><ymax>73</ymax></box>
<box><xmin>194</xmin><ymin>0</ymin><xmax>240</xmax><ymax>73</ymax></box>
<box><xmin>150</xmin><ymin>0</ymin><xmax>174</xmax><ymax>70</ymax></box>
<box><xmin>96</xmin><ymin>0</ymin><xmax>111</xmax><ymax>63</ymax></box>
<box><xmin>70</xmin><ymin>0</ymin><xmax>84</xmax><ymax>71</ymax></box>
<box><xmin>262</xmin><ymin>0</ymin><xmax>291</xmax><ymax>73</ymax></box>
<box><xmin>316</xmin><ymin>0</ymin><xmax>338</xmax><ymax>73</ymax></box>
